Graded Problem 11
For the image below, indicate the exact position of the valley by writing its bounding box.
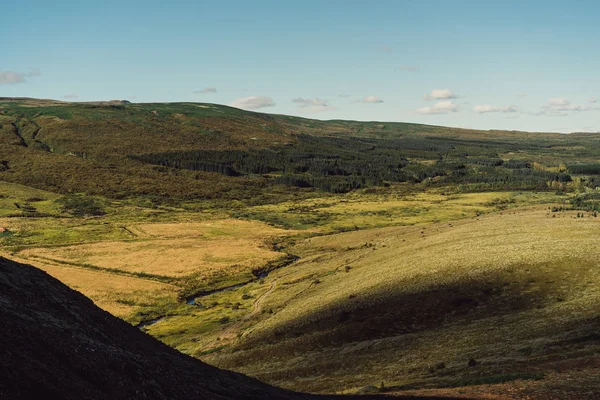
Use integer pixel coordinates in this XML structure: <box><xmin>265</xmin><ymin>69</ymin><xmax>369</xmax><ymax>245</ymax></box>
<box><xmin>1</xmin><ymin>98</ymin><xmax>600</xmax><ymax>397</ymax></box>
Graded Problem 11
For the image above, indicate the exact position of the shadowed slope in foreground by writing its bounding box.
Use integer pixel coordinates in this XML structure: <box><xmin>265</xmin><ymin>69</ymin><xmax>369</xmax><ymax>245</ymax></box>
<box><xmin>0</xmin><ymin>257</ymin><xmax>452</xmax><ymax>400</ymax></box>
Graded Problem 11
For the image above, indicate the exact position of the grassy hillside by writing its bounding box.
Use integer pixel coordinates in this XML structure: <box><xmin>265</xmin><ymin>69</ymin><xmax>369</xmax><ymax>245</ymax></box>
<box><xmin>2</xmin><ymin>97</ymin><xmax>600</xmax><ymax>202</ymax></box>
<box><xmin>209</xmin><ymin>207</ymin><xmax>600</xmax><ymax>394</ymax></box>
<box><xmin>3</xmin><ymin>256</ymin><xmax>445</xmax><ymax>400</ymax></box>
<box><xmin>2</xmin><ymin>98</ymin><xmax>600</xmax><ymax>397</ymax></box>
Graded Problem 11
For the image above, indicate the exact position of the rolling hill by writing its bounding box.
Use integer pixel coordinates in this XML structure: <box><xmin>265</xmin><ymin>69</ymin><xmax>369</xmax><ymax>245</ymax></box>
<box><xmin>2</xmin><ymin>98</ymin><xmax>600</xmax><ymax>398</ymax></box>
<box><xmin>2</xmin><ymin>97</ymin><xmax>600</xmax><ymax>203</ymax></box>
<box><xmin>207</xmin><ymin>207</ymin><xmax>600</xmax><ymax>396</ymax></box>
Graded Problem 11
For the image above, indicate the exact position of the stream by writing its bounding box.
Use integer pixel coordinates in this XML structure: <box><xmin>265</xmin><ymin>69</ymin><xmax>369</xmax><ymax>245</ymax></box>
<box><xmin>185</xmin><ymin>283</ymin><xmax>246</xmax><ymax>305</ymax></box>
<box><xmin>137</xmin><ymin>317</ymin><xmax>164</xmax><ymax>329</ymax></box>
<box><xmin>136</xmin><ymin>254</ymin><xmax>299</xmax><ymax>330</ymax></box>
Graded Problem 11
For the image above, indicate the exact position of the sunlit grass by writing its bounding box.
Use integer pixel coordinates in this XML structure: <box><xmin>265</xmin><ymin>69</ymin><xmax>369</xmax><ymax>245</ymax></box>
<box><xmin>208</xmin><ymin>206</ymin><xmax>600</xmax><ymax>392</ymax></box>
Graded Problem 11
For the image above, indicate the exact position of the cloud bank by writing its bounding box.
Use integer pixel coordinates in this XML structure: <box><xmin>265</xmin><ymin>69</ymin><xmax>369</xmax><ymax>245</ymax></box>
<box><xmin>534</xmin><ymin>98</ymin><xmax>593</xmax><ymax>116</ymax></box>
<box><xmin>547</xmin><ymin>98</ymin><xmax>587</xmax><ymax>111</ymax></box>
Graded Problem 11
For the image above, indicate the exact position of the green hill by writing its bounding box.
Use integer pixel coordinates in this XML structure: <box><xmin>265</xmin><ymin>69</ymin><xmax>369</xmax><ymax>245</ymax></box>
<box><xmin>2</xmin><ymin>98</ymin><xmax>600</xmax><ymax>397</ymax></box>
<box><xmin>2</xmin><ymin>97</ymin><xmax>600</xmax><ymax>203</ymax></box>
<box><xmin>209</xmin><ymin>207</ymin><xmax>600</xmax><ymax>395</ymax></box>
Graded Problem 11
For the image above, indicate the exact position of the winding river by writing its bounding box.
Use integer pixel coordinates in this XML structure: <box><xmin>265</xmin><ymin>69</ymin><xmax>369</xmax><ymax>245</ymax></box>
<box><xmin>136</xmin><ymin>254</ymin><xmax>299</xmax><ymax>330</ymax></box>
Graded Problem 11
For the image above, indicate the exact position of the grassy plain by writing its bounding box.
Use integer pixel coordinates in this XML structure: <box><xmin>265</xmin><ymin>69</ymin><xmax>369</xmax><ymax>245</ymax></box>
<box><xmin>19</xmin><ymin>221</ymin><xmax>287</xmax><ymax>278</ymax></box>
<box><xmin>3</xmin><ymin>217</ymin><xmax>294</xmax><ymax>323</ymax></box>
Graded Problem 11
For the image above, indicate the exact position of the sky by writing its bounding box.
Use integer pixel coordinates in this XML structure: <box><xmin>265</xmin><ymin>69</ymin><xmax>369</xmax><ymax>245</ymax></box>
<box><xmin>2</xmin><ymin>0</ymin><xmax>600</xmax><ymax>133</ymax></box>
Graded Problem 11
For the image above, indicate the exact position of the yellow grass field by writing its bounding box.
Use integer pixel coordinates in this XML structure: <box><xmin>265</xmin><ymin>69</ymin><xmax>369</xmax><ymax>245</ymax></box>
<box><xmin>20</xmin><ymin>237</ymin><xmax>281</xmax><ymax>278</ymax></box>
<box><xmin>4</xmin><ymin>219</ymin><xmax>295</xmax><ymax>321</ymax></box>
<box><xmin>251</xmin><ymin>207</ymin><xmax>600</xmax><ymax>334</ymax></box>
<box><xmin>10</xmin><ymin>256</ymin><xmax>177</xmax><ymax>317</ymax></box>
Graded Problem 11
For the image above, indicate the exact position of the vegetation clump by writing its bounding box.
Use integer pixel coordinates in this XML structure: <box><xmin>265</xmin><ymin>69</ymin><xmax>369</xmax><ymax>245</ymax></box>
<box><xmin>58</xmin><ymin>194</ymin><xmax>106</xmax><ymax>217</ymax></box>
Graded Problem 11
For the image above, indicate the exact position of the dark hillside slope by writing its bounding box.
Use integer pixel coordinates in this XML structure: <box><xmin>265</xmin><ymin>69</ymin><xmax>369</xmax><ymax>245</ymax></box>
<box><xmin>0</xmin><ymin>257</ymin><xmax>446</xmax><ymax>400</ymax></box>
<box><xmin>0</xmin><ymin>258</ymin><xmax>308</xmax><ymax>400</ymax></box>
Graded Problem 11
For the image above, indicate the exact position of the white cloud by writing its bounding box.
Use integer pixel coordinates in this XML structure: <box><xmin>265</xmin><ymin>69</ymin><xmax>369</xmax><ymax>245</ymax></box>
<box><xmin>589</xmin><ymin>97</ymin><xmax>598</xmax><ymax>104</ymax></box>
<box><xmin>194</xmin><ymin>87</ymin><xmax>217</xmax><ymax>94</ymax></box>
<box><xmin>529</xmin><ymin>98</ymin><xmax>593</xmax><ymax>117</ymax></box>
<box><xmin>516</xmin><ymin>93</ymin><xmax>528</xmax><ymax>98</ymax></box>
<box><xmin>473</xmin><ymin>104</ymin><xmax>495</xmax><ymax>113</ymax></box>
<box><xmin>474</xmin><ymin>104</ymin><xmax>520</xmax><ymax>114</ymax></box>
<box><xmin>63</xmin><ymin>94</ymin><xmax>79</xmax><ymax>100</ymax></box>
<box><xmin>548</xmin><ymin>98</ymin><xmax>570</xmax><ymax>107</ymax></box>
<box><xmin>423</xmin><ymin>89</ymin><xmax>457</xmax><ymax>100</ymax></box>
<box><xmin>338</xmin><ymin>94</ymin><xmax>352</xmax><ymax>98</ymax></box>
<box><xmin>544</xmin><ymin>98</ymin><xmax>589</xmax><ymax>112</ymax></box>
<box><xmin>0</xmin><ymin>68</ymin><xmax>40</xmax><ymax>85</ymax></box>
<box><xmin>292</xmin><ymin>97</ymin><xmax>335</xmax><ymax>112</ymax></box>
<box><xmin>230</xmin><ymin>96</ymin><xmax>275</xmax><ymax>110</ymax></box>
<box><xmin>532</xmin><ymin>110</ymin><xmax>568</xmax><ymax>117</ymax></box>
<box><xmin>416</xmin><ymin>100</ymin><xmax>459</xmax><ymax>115</ymax></box>
<box><xmin>362</xmin><ymin>95</ymin><xmax>384</xmax><ymax>103</ymax></box>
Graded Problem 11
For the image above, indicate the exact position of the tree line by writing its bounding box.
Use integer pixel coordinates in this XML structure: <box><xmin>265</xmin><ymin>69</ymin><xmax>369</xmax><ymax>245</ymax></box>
<box><xmin>131</xmin><ymin>134</ymin><xmax>574</xmax><ymax>193</ymax></box>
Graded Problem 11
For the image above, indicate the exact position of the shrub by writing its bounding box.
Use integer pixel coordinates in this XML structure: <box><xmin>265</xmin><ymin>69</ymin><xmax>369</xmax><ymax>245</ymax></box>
<box><xmin>58</xmin><ymin>194</ymin><xmax>106</xmax><ymax>217</ymax></box>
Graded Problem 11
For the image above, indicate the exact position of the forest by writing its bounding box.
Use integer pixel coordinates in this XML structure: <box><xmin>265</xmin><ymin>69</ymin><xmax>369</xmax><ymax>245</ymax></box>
<box><xmin>133</xmin><ymin>134</ymin><xmax>577</xmax><ymax>193</ymax></box>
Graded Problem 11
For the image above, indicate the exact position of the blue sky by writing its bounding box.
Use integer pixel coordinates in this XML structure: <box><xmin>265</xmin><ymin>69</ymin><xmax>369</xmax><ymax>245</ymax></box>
<box><xmin>2</xmin><ymin>0</ymin><xmax>600</xmax><ymax>132</ymax></box>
